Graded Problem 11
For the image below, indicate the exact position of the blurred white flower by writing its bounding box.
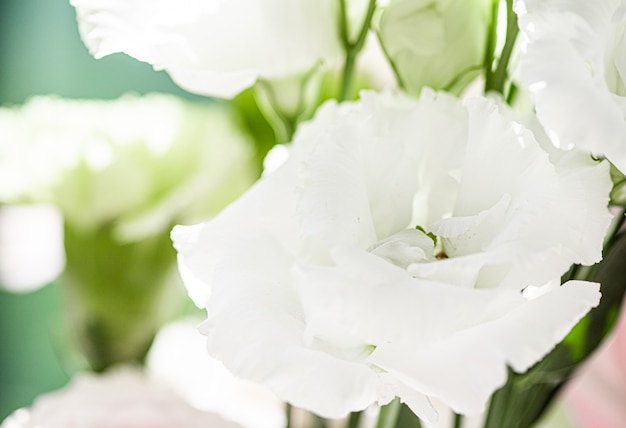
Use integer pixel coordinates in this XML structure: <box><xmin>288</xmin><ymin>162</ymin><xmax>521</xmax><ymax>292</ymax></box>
<box><xmin>516</xmin><ymin>0</ymin><xmax>626</xmax><ymax>173</ymax></box>
<box><xmin>173</xmin><ymin>90</ymin><xmax>611</xmax><ymax>421</ymax></box>
<box><xmin>70</xmin><ymin>0</ymin><xmax>344</xmax><ymax>98</ymax></box>
<box><xmin>0</xmin><ymin>368</ymin><xmax>242</xmax><ymax>428</ymax></box>
<box><xmin>147</xmin><ymin>318</ymin><xmax>286</xmax><ymax>428</ymax></box>
<box><xmin>0</xmin><ymin>94</ymin><xmax>256</xmax><ymax>242</ymax></box>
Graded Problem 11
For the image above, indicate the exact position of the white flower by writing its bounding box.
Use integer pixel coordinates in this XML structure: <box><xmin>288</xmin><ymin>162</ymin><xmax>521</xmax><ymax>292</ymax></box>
<box><xmin>173</xmin><ymin>90</ymin><xmax>611</xmax><ymax>421</ymax></box>
<box><xmin>0</xmin><ymin>94</ymin><xmax>256</xmax><ymax>242</ymax></box>
<box><xmin>147</xmin><ymin>318</ymin><xmax>286</xmax><ymax>428</ymax></box>
<box><xmin>70</xmin><ymin>0</ymin><xmax>344</xmax><ymax>98</ymax></box>
<box><xmin>516</xmin><ymin>0</ymin><xmax>626</xmax><ymax>173</ymax></box>
<box><xmin>0</xmin><ymin>368</ymin><xmax>241</xmax><ymax>428</ymax></box>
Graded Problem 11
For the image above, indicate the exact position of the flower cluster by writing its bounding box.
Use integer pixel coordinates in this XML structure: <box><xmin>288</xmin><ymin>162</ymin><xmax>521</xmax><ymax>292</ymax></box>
<box><xmin>4</xmin><ymin>0</ymin><xmax>624</xmax><ymax>426</ymax></box>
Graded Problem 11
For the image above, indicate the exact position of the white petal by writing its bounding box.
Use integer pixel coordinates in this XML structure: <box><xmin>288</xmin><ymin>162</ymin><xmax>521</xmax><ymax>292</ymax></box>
<box><xmin>172</xmin><ymin>159</ymin><xmax>300</xmax><ymax>308</ymax></box>
<box><xmin>71</xmin><ymin>0</ymin><xmax>343</xmax><ymax>98</ymax></box>
<box><xmin>296</xmin><ymin>90</ymin><xmax>468</xmax><ymax>253</ymax></box>
<box><xmin>201</xmin><ymin>238</ymin><xmax>380</xmax><ymax>418</ymax></box>
<box><xmin>368</xmin><ymin>280</ymin><xmax>600</xmax><ymax>415</ymax></box>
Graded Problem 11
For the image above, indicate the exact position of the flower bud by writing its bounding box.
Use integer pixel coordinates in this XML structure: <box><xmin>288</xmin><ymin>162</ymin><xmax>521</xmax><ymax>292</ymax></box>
<box><xmin>378</xmin><ymin>0</ymin><xmax>492</xmax><ymax>95</ymax></box>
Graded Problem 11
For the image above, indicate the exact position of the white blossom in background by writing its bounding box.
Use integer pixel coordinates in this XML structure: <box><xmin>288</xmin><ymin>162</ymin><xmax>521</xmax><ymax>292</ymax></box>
<box><xmin>70</xmin><ymin>0</ymin><xmax>344</xmax><ymax>98</ymax></box>
<box><xmin>516</xmin><ymin>0</ymin><xmax>626</xmax><ymax>173</ymax></box>
<box><xmin>173</xmin><ymin>90</ymin><xmax>612</xmax><ymax>421</ymax></box>
<box><xmin>0</xmin><ymin>368</ymin><xmax>242</xmax><ymax>428</ymax></box>
<box><xmin>147</xmin><ymin>318</ymin><xmax>286</xmax><ymax>428</ymax></box>
<box><xmin>0</xmin><ymin>94</ymin><xmax>256</xmax><ymax>242</ymax></box>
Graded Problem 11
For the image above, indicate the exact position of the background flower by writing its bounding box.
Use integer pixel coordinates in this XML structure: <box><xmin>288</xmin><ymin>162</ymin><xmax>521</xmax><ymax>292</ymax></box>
<box><xmin>147</xmin><ymin>318</ymin><xmax>286</xmax><ymax>428</ymax></box>
<box><xmin>173</xmin><ymin>90</ymin><xmax>611</xmax><ymax>421</ymax></box>
<box><xmin>0</xmin><ymin>94</ymin><xmax>256</xmax><ymax>242</ymax></box>
<box><xmin>0</xmin><ymin>94</ymin><xmax>258</xmax><ymax>370</ymax></box>
<box><xmin>0</xmin><ymin>368</ymin><xmax>242</xmax><ymax>428</ymax></box>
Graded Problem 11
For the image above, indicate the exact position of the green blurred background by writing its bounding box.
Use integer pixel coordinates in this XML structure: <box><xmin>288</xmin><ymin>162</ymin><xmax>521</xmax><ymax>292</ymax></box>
<box><xmin>0</xmin><ymin>0</ymin><xmax>204</xmax><ymax>418</ymax></box>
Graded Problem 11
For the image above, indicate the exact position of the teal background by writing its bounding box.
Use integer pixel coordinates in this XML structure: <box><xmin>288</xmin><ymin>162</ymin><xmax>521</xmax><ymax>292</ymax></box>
<box><xmin>0</xmin><ymin>0</ymin><xmax>203</xmax><ymax>419</ymax></box>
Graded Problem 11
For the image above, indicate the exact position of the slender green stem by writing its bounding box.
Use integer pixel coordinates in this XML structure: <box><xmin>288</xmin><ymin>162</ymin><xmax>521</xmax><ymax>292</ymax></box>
<box><xmin>484</xmin><ymin>0</ymin><xmax>519</xmax><ymax>96</ymax></box>
<box><xmin>483</xmin><ymin>0</ymin><xmax>500</xmax><ymax>83</ymax></box>
<box><xmin>505</xmin><ymin>82</ymin><xmax>519</xmax><ymax>105</ymax></box>
<box><xmin>483</xmin><ymin>371</ymin><xmax>514</xmax><ymax>428</ymax></box>
<box><xmin>338</xmin><ymin>0</ymin><xmax>349</xmax><ymax>44</ymax></box>
<box><xmin>313</xmin><ymin>414</ymin><xmax>328</xmax><ymax>428</ymax></box>
<box><xmin>253</xmin><ymin>81</ymin><xmax>296</xmax><ymax>144</ymax></box>
<box><xmin>397</xmin><ymin>403</ymin><xmax>423</xmax><ymax>428</ymax></box>
<box><xmin>452</xmin><ymin>412</ymin><xmax>463</xmax><ymax>428</ymax></box>
<box><xmin>340</xmin><ymin>50</ymin><xmax>359</xmax><ymax>102</ymax></box>
<box><xmin>443</xmin><ymin>65</ymin><xmax>484</xmax><ymax>92</ymax></box>
<box><xmin>286</xmin><ymin>404</ymin><xmax>293</xmax><ymax>428</ymax></box>
<box><xmin>338</xmin><ymin>0</ymin><xmax>377</xmax><ymax>101</ymax></box>
<box><xmin>376</xmin><ymin>399</ymin><xmax>402</xmax><ymax>428</ymax></box>
<box><xmin>347</xmin><ymin>411</ymin><xmax>362</xmax><ymax>428</ymax></box>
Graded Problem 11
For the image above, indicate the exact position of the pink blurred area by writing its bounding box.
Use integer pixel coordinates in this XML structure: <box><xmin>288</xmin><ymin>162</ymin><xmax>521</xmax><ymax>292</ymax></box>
<box><xmin>564</xmin><ymin>296</ymin><xmax>626</xmax><ymax>428</ymax></box>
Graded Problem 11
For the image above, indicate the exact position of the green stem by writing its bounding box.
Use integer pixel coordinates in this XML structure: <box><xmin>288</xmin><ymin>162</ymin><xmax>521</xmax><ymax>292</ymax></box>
<box><xmin>376</xmin><ymin>399</ymin><xmax>402</xmax><ymax>428</ymax></box>
<box><xmin>482</xmin><ymin>0</ymin><xmax>500</xmax><ymax>84</ymax></box>
<box><xmin>453</xmin><ymin>412</ymin><xmax>463</xmax><ymax>428</ymax></box>
<box><xmin>483</xmin><ymin>370</ymin><xmax>514</xmax><ymax>428</ymax></box>
<box><xmin>338</xmin><ymin>0</ymin><xmax>377</xmax><ymax>101</ymax></box>
<box><xmin>286</xmin><ymin>404</ymin><xmax>293</xmax><ymax>428</ymax></box>
<box><xmin>340</xmin><ymin>49</ymin><xmax>358</xmax><ymax>102</ymax></box>
<box><xmin>347</xmin><ymin>411</ymin><xmax>362</xmax><ymax>428</ymax></box>
<box><xmin>253</xmin><ymin>81</ymin><xmax>296</xmax><ymax>144</ymax></box>
<box><xmin>313</xmin><ymin>414</ymin><xmax>328</xmax><ymax>428</ymax></box>
<box><xmin>484</xmin><ymin>0</ymin><xmax>519</xmax><ymax>96</ymax></box>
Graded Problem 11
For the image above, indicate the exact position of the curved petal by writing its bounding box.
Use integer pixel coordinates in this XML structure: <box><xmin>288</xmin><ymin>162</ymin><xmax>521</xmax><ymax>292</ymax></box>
<box><xmin>171</xmin><ymin>163</ymin><xmax>300</xmax><ymax>307</ymax></box>
<box><xmin>296</xmin><ymin>90</ymin><xmax>468</xmax><ymax>253</ymax></box>
<box><xmin>201</xmin><ymin>238</ymin><xmax>380</xmax><ymax>418</ymax></box>
<box><xmin>368</xmin><ymin>280</ymin><xmax>600</xmax><ymax>415</ymax></box>
<box><xmin>426</xmin><ymin>98</ymin><xmax>612</xmax><ymax>290</ymax></box>
<box><xmin>71</xmin><ymin>0</ymin><xmax>343</xmax><ymax>98</ymax></box>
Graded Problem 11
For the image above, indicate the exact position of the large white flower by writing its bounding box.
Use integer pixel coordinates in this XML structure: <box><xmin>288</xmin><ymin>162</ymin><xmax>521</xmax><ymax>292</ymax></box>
<box><xmin>0</xmin><ymin>368</ymin><xmax>241</xmax><ymax>428</ymax></box>
<box><xmin>70</xmin><ymin>0</ymin><xmax>344</xmax><ymax>98</ymax></box>
<box><xmin>173</xmin><ymin>90</ymin><xmax>612</xmax><ymax>421</ymax></box>
<box><xmin>516</xmin><ymin>0</ymin><xmax>626</xmax><ymax>173</ymax></box>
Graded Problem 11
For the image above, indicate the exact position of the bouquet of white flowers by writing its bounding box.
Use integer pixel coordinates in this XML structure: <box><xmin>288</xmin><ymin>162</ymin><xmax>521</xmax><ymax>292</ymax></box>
<box><xmin>4</xmin><ymin>0</ymin><xmax>626</xmax><ymax>427</ymax></box>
